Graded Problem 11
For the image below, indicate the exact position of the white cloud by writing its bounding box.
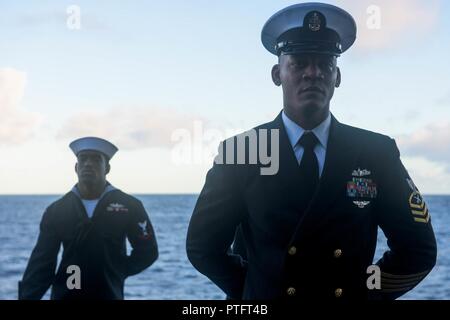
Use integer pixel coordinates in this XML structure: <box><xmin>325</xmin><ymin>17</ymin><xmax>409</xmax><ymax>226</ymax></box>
<box><xmin>401</xmin><ymin>156</ymin><xmax>450</xmax><ymax>194</ymax></box>
<box><xmin>0</xmin><ymin>68</ymin><xmax>41</xmax><ymax>145</ymax></box>
<box><xmin>335</xmin><ymin>0</ymin><xmax>441</xmax><ymax>50</ymax></box>
<box><xmin>395</xmin><ymin>121</ymin><xmax>450</xmax><ymax>193</ymax></box>
<box><xmin>57</xmin><ymin>107</ymin><xmax>207</xmax><ymax>150</ymax></box>
<box><xmin>436</xmin><ymin>91</ymin><xmax>450</xmax><ymax>106</ymax></box>
<box><xmin>396</xmin><ymin>121</ymin><xmax>450</xmax><ymax>163</ymax></box>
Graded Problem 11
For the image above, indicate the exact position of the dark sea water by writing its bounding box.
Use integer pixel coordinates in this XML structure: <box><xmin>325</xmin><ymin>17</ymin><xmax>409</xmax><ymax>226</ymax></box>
<box><xmin>0</xmin><ymin>194</ymin><xmax>448</xmax><ymax>300</ymax></box>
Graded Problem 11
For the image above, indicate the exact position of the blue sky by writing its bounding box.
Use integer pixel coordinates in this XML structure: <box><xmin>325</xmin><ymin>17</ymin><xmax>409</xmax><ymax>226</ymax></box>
<box><xmin>0</xmin><ymin>0</ymin><xmax>449</xmax><ymax>194</ymax></box>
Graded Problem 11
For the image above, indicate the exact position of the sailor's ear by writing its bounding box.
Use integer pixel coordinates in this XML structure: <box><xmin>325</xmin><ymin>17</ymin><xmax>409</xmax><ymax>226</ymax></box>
<box><xmin>272</xmin><ymin>64</ymin><xmax>281</xmax><ymax>86</ymax></box>
<box><xmin>75</xmin><ymin>163</ymin><xmax>78</xmax><ymax>174</ymax></box>
<box><xmin>105</xmin><ymin>163</ymin><xmax>111</xmax><ymax>175</ymax></box>
<box><xmin>335</xmin><ymin>67</ymin><xmax>341</xmax><ymax>88</ymax></box>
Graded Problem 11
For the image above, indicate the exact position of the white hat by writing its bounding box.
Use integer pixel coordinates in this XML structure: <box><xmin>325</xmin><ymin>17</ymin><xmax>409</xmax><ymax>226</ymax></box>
<box><xmin>261</xmin><ymin>2</ymin><xmax>357</xmax><ymax>56</ymax></box>
<box><xmin>69</xmin><ymin>137</ymin><xmax>118</xmax><ymax>160</ymax></box>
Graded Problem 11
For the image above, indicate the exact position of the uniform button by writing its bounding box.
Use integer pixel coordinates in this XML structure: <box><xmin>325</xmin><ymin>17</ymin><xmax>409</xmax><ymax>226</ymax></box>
<box><xmin>287</xmin><ymin>287</ymin><xmax>296</xmax><ymax>296</ymax></box>
<box><xmin>333</xmin><ymin>249</ymin><xmax>342</xmax><ymax>258</ymax></box>
<box><xmin>288</xmin><ymin>246</ymin><xmax>297</xmax><ymax>255</ymax></box>
<box><xmin>335</xmin><ymin>288</ymin><xmax>343</xmax><ymax>298</ymax></box>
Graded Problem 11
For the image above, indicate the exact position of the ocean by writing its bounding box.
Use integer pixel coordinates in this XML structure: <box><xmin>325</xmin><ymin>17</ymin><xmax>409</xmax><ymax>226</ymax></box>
<box><xmin>0</xmin><ymin>194</ymin><xmax>448</xmax><ymax>300</ymax></box>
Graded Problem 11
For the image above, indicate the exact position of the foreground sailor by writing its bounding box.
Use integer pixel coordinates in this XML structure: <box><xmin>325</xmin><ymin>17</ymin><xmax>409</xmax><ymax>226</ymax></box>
<box><xmin>19</xmin><ymin>137</ymin><xmax>158</xmax><ymax>299</ymax></box>
<box><xmin>187</xmin><ymin>3</ymin><xmax>437</xmax><ymax>300</ymax></box>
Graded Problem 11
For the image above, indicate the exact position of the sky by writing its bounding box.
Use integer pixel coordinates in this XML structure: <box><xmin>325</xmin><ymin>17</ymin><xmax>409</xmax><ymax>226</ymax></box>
<box><xmin>0</xmin><ymin>0</ymin><xmax>449</xmax><ymax>194</ymax></box>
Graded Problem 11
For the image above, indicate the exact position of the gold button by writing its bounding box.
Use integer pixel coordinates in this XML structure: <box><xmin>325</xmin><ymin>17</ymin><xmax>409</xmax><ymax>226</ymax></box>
<box><xmin>287</xmin><ymin>287</ymin><xmax>296</xmax><ymax>296</ymax></box>
<box><xmin>288</xmin><ymin>246</ymin><xmax>297</xmax><ymax>255</ymax></box>
<box><xmin>335</xmin><ymin>288</ymin><xmax>343</xmax><ymax>298</ymax></box>
<box><xmin>334</xmin><ymin>249</ymin><xmax>342</xmax><ymax>258</ymax></box>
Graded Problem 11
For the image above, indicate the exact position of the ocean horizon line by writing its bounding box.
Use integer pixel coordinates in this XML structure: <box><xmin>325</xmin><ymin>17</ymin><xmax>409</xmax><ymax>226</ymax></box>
<box><xmin>0</xmin><ymin>193</ymin><xmax>449</xmax><ymax>196</ymax></box>
<box><xmin>0</xmin><ymin>193</ymin><xmax>200</xmax><ymax>196</ymax></box>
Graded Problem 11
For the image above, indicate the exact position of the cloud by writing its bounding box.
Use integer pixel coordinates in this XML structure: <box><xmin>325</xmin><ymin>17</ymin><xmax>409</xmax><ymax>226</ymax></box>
<box><xmin>57</xmin><ymin>107</ymin><xmax>207</xmax><ymax>150</ymax></box>
<box><xmin>0</xmin><ymin>68</ymin><xmax>41</xmax><ymax>145</ymax></box>
<box><xmin>436</xmin><ymin>91</ymin><xmax>450</xmax><ymax>106</ymax></box>
<box><xmin>401</xmin><ymin>156</ymin><xmax>450</xmax><ymax>194</ymax></box>
<box><xmin>392</xmin><ymin>120</ymin><xmax>450</xmax><ymax>193</ymax></box>
<box><xmin>396</xmin><ymin>121</ymin><xmax>450</xmax><ymax>163</ymax></box>
<box><xmin>335</xmin><ymin>0</ymin><xmax>441</xmax><ymax>51</ymax></box>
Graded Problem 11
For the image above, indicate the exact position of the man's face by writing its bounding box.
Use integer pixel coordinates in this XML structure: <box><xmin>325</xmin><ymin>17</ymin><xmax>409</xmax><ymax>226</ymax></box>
<box><xmin>273</xmin><ymin>53</ymin><xmax>340</xmax><ymax>119</ymax></box>
<box><xmin>75</xmin><ymin>150</ymin><xmax>109</xmax><ymax>185</ymax></box>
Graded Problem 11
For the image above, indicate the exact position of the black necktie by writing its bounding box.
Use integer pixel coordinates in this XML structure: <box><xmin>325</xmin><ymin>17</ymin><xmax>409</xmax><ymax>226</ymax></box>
<box><xmin>297</xmin><ymin>131</ymin><xmax>320</xmax><ymax>202</ymax></box>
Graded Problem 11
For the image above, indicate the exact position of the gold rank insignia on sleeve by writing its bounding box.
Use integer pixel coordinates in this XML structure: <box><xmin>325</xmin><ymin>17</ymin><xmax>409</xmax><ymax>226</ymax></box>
<box><xmin>407</xmin><ymin>178</ymin><xmax>430</xmax><ymax>223</ymax></box>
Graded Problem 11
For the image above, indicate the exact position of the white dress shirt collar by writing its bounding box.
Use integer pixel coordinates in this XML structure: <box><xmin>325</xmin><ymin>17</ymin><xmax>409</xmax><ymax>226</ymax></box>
<box><xmin>281</xmin><ymin>110</ymin><xmax>331</xmax><ymax>149</ymax></box>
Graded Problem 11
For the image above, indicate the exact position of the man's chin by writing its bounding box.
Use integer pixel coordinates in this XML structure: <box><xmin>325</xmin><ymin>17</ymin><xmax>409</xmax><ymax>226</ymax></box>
<box><xmin>78</xmin><ymin>177</ymin><xmax>97</xmax><ymax>185</ymax></box>
<box><xmin>297</xmin><ymin>102</ymin><xmax>324</xmax><ymax>117</ymax></box>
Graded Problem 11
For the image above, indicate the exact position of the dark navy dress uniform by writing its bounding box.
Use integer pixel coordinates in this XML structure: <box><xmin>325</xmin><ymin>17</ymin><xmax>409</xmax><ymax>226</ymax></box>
<box><xmin>19</xmin><ymin>138</ymin><xmax>158</xmax><ymax>300</ymax></box>
<box><xmin>186</xmin><ymin>3</ymin><xmax>437</xmax><ymax>300</ymax></box>
<box><xmin>19</xmin><ymin>186</ymin><xmax>158</xmax><ymax>300</ymax></box>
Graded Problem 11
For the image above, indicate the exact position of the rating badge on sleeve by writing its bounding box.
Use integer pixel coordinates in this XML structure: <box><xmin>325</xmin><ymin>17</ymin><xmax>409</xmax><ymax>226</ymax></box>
<box><xmin>407</xmin><ymin>178</ymin><xmax>430</xmax><ymax>223</ymax></box>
